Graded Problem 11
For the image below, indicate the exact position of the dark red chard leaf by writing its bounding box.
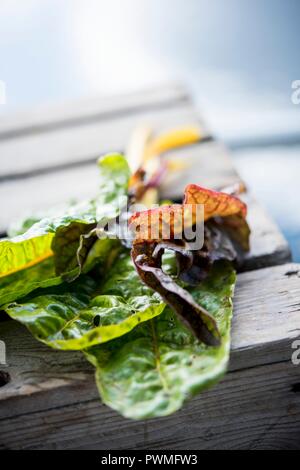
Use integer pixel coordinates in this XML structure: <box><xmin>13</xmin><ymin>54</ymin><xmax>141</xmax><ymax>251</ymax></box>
<box><xmin>206</xmin><ymin>222</ymin><xmax>237</xmax><ymax>261</ymax></box>
<box><xmin>132</xmin><ymin>241</ymin><xmax>221</xmax><ymax>346</ymax></box>
<box><xmin>152</xmin><ymin>239</ymin><xmax>209</xmax><ymax>285</ymax></box>
<box><xmin>176</xmin><ymin>249</ymin><xmax>211</xmax><ymax>285</ymax></box>
<box><xmin>152</xmin><ymin>240</ymin><xmax>193</xmax><ymax>272</ymax></box>
<box><xmin>174</xmin><ymin>223</ymin><xmax>237</xmax><ymax>286</ymax></box>
<box><xmin>219</xmin><ymin>214</ymin><xmax>250</xmax><ymax>252</ymax></box>
<box><xmin>129</xmin><ymin>184</ymin><xmax>250</xmax><ymax>343</ymax></box>
<box><xmin>133</xmin><ymin>220</ymin><xmax>240</xmax><ymax>288</ymax></box>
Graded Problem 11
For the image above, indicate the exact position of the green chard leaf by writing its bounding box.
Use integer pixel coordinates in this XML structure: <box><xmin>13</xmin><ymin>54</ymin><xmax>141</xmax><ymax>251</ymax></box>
<box><xmin>0</xmin><ymin>154</ymin><xmax>130</xmax><ymax>305</ymax></box>
<box><xmin>4</xmin><ymin>251</ymin><xmax>165</xmax><ymax>350</ymax></box>
<box><xmin>85</xmin><ymin>261</ymin><xmax>236</xmax><ymax>420</ymax></box>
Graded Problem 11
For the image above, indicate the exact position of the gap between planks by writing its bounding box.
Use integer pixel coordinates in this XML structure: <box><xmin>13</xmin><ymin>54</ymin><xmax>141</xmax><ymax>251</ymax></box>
<box><xmin>0</xmin><ymin>83</ymin><xmax>190</xmax><ymax>140</ymax></box>
<box><xmin>0</xmin><ymin>102</ymin><xmax>208</xmax><ymax>179</ymax></box>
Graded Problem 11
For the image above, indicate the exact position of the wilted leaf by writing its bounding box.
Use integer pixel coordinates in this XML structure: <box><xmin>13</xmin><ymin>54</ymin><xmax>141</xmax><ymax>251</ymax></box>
<box><xmin>129</xmin><ymin>204</ymin><xmax>194</xmax><ymax>241</ymax></box>
<box><xmin>129</xmin><ymin>183</ymin><xmax>250</xmax><ymax>258</ymax></box>
<box><xmin>176</xmin><ymin>221</ymin><xmax>238</xmax><ymax>285</ymax></box>
<box><xmin>129</xmin><ymin>183</ymin><xmax>249</xmax><ymax>294</ymax></box>
<box><xmin>218</xmin><ymin>214</ymin><xmax>250</xmax><ymax>252</ymax></box>
<box><xmin>184</xmin><ymin>184</ymin><xmax>250</xmax><ymax>252</ymax></box>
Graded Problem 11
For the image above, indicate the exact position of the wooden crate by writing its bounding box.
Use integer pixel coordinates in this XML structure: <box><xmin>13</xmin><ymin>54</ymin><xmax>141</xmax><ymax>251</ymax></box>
<box><xmin>0</xmin><ymin>83</ymin><xmax>299</xmax><ymax>450</ymax></box>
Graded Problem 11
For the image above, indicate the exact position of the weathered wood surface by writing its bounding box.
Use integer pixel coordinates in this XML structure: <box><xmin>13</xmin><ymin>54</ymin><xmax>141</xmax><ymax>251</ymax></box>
<box><xmin>2</xmin><ymin>141</ymin><xmax>235</xmax><ymax>230</ymax></box>
<box><xmin>0</xmin><ymin>263</ymin><xmax>299</xmax><ymax>449</ymax></box>
<box><xmin>1</xmin><ymin>361</ymin><xmax>299</xmax><ymax>450</ymax></box>
<box><xmin>0</xmin><ymin>83</ymin><xmax>296</xmax><ymax>449</ymax></box>
<box><xmin>0</xmin><ymin>103</ymin><xmax>209</xmax><ymax>180</ymax></box>
<box><xmin>0</xmin><ymin>93</ymin><xmax>209</xmax><ymax>180</ymax></box>
<box><xmin>241</xmin><ymin>195</ymin><xmax>291</xmax><ymax>270</ymax></box>
<box><xmin>0</xmin><ymin>83</ymin><xmax>190</xmax><ymax>139</ymax></box>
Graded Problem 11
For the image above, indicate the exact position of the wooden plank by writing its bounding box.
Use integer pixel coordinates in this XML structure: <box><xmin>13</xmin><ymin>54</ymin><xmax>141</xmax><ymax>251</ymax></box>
<box><xmin>0</xmin><ymin>83</ymin><xmax>189</xmax><ymax>139</ymax></box>
<box><xmin>0</xmin><ymin>103</ymin><xmax>209</xmax><ymax>180</ymax></box>
<box><xmin>0</xmin><ymin>263</ymin><xmax>299</xmax><ymax>449</ymax></box>
<box><xmin>0</xmin><ymin>165</ymin><xmax>99</xmax><ymax>232</ymax></box>
<box><xmin>242</xmin><ymin>195</ymin><xmax>291</xmax><ymax>270</ymax></box>
<box><xmin>161</xmin><ymin>140</ymin><xmax>239</xmax><ymax>198</ymax></box>
<box><xmin>1</xmin><ymin>140</ymin><xmax>236</xmax><ymax>231</ymax></box>
<box><xmin>1</xmin><ymin>361</ymin><xmax>299</xmax><ymax>450</ymax></box>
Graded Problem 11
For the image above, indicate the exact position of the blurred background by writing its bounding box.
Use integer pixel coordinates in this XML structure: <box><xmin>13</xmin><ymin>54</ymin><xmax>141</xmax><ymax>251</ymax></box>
<box><xmin>1</xmin><ymin>0</ymin><xmax>299</xmax><ymax>259</ymax></box>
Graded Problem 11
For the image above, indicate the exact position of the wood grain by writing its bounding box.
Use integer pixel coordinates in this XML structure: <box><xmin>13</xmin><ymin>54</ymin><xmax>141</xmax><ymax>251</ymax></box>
<box><xmin>0</xmin><ymin>84</ymin><xmax>290</xmax><ymax>267</ymax></box>
<box><xmin>1</xmin><ymin>361</ymin><xmax>299</xmax><ymax>450</ymax></box>
<box><xmin>0</xmin><ymin>103</ymin><xmax>208</xmax><ymax>179</ymax></box>
<box><xmin>0</xmin><ymin>263</ymin><xmax>299</xmax><ymax>449</ymax></box>
<box><xmin>2</xmin><ymin>139</ymin><xmax>237</xmax><ymax>231</ymax></box>
<box><xmin>0</xmin><ymin>83</ymin><xmax>189</xmax><ymax>139</ymax></box>
<box><xmin>242</xmin><ymin>195</ymin><xmax>291</xmax><ymax>270</ymax></box>
<box><xmin>0</xmin><ymin>83</ymin><xmax>295</xmax><ymax>449</ymax></box>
